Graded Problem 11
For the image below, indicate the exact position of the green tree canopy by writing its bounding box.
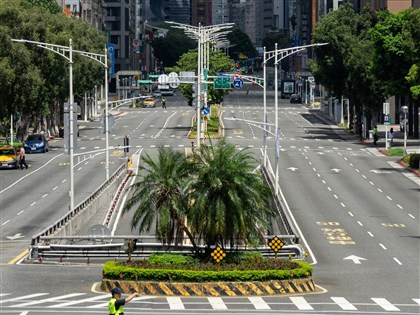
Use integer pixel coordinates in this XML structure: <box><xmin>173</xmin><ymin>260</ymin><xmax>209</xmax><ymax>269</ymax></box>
<box><xmin>123</xmin><ymin>141</ymin><xmax>275</xmax><ymax>255</ymax></box>
<box><xmin>226</xmin><ymin>29</ymin><xmax>258</xmax><ymax>60</ymax></box>
<box><xmin>0</xmin><ymin>0</ymin><xmax>105</xmax><ymax>139</ymax></box>
<box><xmin>309</xmin><ymin>3</ymin><xmax>381</xmax><ymax>135</ymax></box>
<box><xmin>166</xmin><ymin>49</ymin><xmax>233</xmax><ymax>105</ymax></box>
<box><xmin>370</xmin><ymin>8</ymin><xmax>420</xmax><ymax>100</ymax></box>
<box><xmin>151</xmin><ymin>28</ymin><xmax>197</xmax><ymax>68</ymax></box>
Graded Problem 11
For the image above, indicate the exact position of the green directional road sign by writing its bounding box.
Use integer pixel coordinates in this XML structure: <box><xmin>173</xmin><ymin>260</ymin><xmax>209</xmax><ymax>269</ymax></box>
<box><xmin>214</xmin><ymin>77</ymin><xmax>231</xmax><ymax>89</ymax></box>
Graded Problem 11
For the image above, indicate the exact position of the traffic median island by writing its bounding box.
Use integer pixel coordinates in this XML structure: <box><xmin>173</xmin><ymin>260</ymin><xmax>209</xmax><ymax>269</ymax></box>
<box><xmin>100</xmin><ymin>254</ymin><xmax>315</xmax><ymax>296</ymax></box>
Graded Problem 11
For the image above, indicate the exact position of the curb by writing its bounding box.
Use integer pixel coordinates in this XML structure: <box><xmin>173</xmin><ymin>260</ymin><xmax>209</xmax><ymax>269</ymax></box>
<box><xmin>101</xmin><ymin>278</ymin><xmax>316</xmax><ymax>296</ymax></box>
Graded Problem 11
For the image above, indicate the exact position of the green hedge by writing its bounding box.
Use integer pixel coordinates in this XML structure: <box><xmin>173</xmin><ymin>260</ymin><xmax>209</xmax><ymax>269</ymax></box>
<box><xmin>148</xmin><ymin>253</ymin><xmax>198</xmax><ymax>265</ymax></box>
<box><xmin>102</xmin><ymin>260</ymin><xmax>312</xmax><ymax>282</ymax></box>
<box><xmin>409</xmin><ymin>154</ymin><xmax>420</xmax><ymax>169</ymax></box>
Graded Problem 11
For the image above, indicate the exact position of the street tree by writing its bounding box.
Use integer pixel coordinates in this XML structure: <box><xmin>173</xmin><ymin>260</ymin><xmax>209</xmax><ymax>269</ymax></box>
<box><xmin>369</xmin><ymin>8</ymin><xmax>420</xmax><ymax>137</ymax></box>
<box><xmin>165</xmin><ymin>49</ymin><xmax>232</xmax><ymax>106</ymax></box>
<box><xmin>0</xmin><ymin>0</ymin><xmax>105</xmax><ymax>140</ymax></box>
<box><xmin>123</xmin><ymin>147</ymin><xmax>198</xmax><ymax>249</ymax></box>
<box><xmin>123</xmin><ymin>141</ymin><xmax>275</xmax><ymax>257</ymax></box>
<box><xmin>151</xmin><ymin>28</ymin><xmax>196</xmax><ymax>68</ymax></box>
<box><xmin>188</xmin><ymin>140</ymin><xmax>275</xmax><ymax>252</ymax></box>
<box><xmin>310</xmin><ymin>3</ymin><xmax>380</xmax><ymax>136</ymax></box>
<box><xmin>226</xmin><ymin>28</ymin><xmax>258</xmax><ymax>60</ymax></box>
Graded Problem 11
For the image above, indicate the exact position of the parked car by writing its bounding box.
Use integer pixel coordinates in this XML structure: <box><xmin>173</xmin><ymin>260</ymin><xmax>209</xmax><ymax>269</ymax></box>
<box><xmin>24</xmin><ymin>134</ymin><xmax>49</xmax><ymax>153</ymax></box>
<box><xmin>0</xmin><ymin>145</ymin><xmax>19</xmax><ymax>169</ymax></box>
<box><xmin>290</xmin><ymin>94</ymin><xmax>302</xmax><ymax>103</ymax></box>
<box><xmin>143</xmin><ymin>98</ymin><xmax>156</xmax><ymax>108</ymax></box>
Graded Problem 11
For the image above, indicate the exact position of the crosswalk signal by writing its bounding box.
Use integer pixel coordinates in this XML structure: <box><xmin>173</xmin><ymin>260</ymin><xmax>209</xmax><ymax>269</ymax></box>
<box><xmin>123</xmin><ymin>135</ymin><xmax>129</xmax><ymax>153</ymax></box>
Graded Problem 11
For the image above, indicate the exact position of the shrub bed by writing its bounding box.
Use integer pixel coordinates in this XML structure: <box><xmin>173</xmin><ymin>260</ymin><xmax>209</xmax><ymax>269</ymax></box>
<box><xmin>102</xmin><ymin>253</ymin><xmax>312</xmax><ymax>283</ymax></box>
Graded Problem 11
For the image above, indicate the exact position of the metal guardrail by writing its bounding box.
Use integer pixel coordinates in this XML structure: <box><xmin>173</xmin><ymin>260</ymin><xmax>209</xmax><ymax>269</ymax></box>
<box><xmin>30</xmin><ymin>163</ymin><xmax>126</xmax><ymax>246</ymax></box>
<box><xmin>27</xmin><ymin>235</ymin><xmax>306</xmax><ymax>263</ymax></box>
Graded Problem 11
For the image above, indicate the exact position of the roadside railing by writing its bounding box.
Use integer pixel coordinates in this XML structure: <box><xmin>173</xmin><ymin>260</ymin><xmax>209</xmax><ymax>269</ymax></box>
<box><xmin>27</xmin><ymin>235</ymin><xmax>306</xmax><ymax>264</ymax></box>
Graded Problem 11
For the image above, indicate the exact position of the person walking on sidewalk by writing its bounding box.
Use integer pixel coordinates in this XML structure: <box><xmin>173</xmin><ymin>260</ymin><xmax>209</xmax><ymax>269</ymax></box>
<box><xmin>19</xmin><ymin>146</ymin><xmax>28</xmax><ymax>170</ymax></box>
<box><xmin>161</xmin><ymin>97</ymin><xmax>166</xmax><ymax>109</ymax></box>
<box><xmin>373</xmin><ymin>126</ymin><xmax>379</xmax><ymax>145</ymax></box>
<box><xmin>108</xmin><ymin>287</ymin><xmax>139</xmax><ymax>315</ymax></box>
<box><xmin>387</xmin><ymin>127</ymin><xmax>394</xmax><ymax>147</ymax></box>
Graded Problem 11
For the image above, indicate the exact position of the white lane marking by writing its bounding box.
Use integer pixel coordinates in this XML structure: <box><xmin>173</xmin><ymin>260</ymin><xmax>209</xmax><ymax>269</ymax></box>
<box><xmin>393</xmin><ymin>257</ymin><xmax>402</xmax><ymax>265</ymax></box>
<box><xmin>348</xmin><ymin>212</ymin><xmax>354</xmax><ymax>217</ymax></box>
<box><xmin>94</xmin><ymin>146</ymin><xmax>100</xmax><ymax>149</ymax></box>
<box><xmin>53</xmin><ymin>186</ymin><xmax>58</xmax><ymax>191</ymax></box>
<box><xmin>357</xmin><ymin>221</ymin><xmax>363</xmax><ymax>226</ymax></box>
<box><xmin>369</xmin><ymin>181</ymin><xmax>374</xmax><ymax>185</ymax></box>
<box><xmin>377</xmin><ymin>188</ymin><xmax>383</xmax><ymax>192</ymax></box>
<box><xmin>397</xmin><ymin>204</ymin><xmax>403</xmax><ymax>209</ymax></box>
<box><xmin>17</xmin><ymin>211</ymin><xmax>24</xmax><ymax>216</ymax></box>
<box><xmin>331</xmin><ymin>297</ymin><xmax>357</xmax><ymax>310</ymax></box>
<box><xmin>13</xmin><ymin>293</ymin><xmax>86</xmax><ymax>307</ymax></box>
<box><xmin>379</xmin><ymin>243</ymin><xmax>387</xmax><ymax>250</ymax></box>
<box><xmin>413</xmin><ymin>299</ymin><xmax>420</xmax><ymax>305</ymax></box>
<box><xmin>371</xmin><ymin>298</ymin><xmax>400</xmax><ymax>311</ymax></box>
<box><xmin>340</xmin><ymin>203</ymin><xmax>346</xmax><ymax>208</ymax></box>
<box><xmin>0</xmin><ymin>293</ymin><xmax>49</xmax><ymax>304</ymax></box>
<box><xmin>208</xmin><ymin>297</ymin><xmax>228</xmax><ymax>310</ymax></box>
<box><xmin>386</xmin><ymin>196</ymin><xmax>392</xmax><ymax>200</ymax></box>
<box><xmin>317</xmin><ymin>173</ymin><xmax>321</xmax><ymax>177</ymax></box>
<box><xmin>153</xmin><ymin>111</ymin><xmax>177</xmax><ymax>138</ymax></box>
<box><xmin>249</xmin><ymin>297</ymin><xmax>270</xmax><ymax>310</ymax></box>
<box><xmin>322</xmin><ymin>180</ymin><xmax>326</xmax><ymax>184</ymax></box>
<box><xmin>62</xmin><ymin>179</ymin><xmax>66</xmax><ymax>183</ymax></box>
<box><xmin>77</xmin><ymin>167</ymin><xmax>82</xmax><ymax>171</ymax></box>
<box><xmin>327</xmin><ymin>187</ymin><xmax>332</xmax><ymax>191</ymax></box>
<box><xmin>362</xmin><ymin>175</ymin><xmax>367</xmax><ymax>179</ymax></box>
<box><xmin>42</xmin><ymin>194</ymin><xmax>48</xmax><ymax>198</ymax></box>
<box><xmin>349</xmin><ymin>163</ymin><xmax>354</xmax><ymax>167</ymax></box>
<box><xmin>167</xmin><ymin>297</ymin><xmax>185</xmax><ymax>310</ymax></box>
<box><xmin>30</xmin><ymin>202</ymin><xmax>36</xmax><ymax>206</ymax></box>
<box><xmin>312</xmin><ymin>168</ymin><xmax>316</xmax><ymax>172</ymax></box>
<box><xmin>51</xmin><ymin>295</ymin><xmax>108</xmax><ymax>307</ymax></box>
<box><xmin>344</xmin><ymin>157</ymin><xmax>348</xmax><ymax>160</ymax></box>
<box><xmin>368</xmin><ymin>231</ymin><xmax>374</xmax><ymax>237</ymax></box>
<box><xmin>80</xmin><ymin>147</ymin><xmax>86</xmax><ymax>150</ymax></box>
<box><xmin>290</xmin><ymin>297</ymin><xmax>313</xmax><ymax>310</ymax></box>
<box><xmin>19</xmin><ymin>312</ymin><xmax>28</xmax><ymax>315</ymax></box>
<box><xmin>333</xmin><ymin>194</ymin><xmax>338</xmax><ymax>199</ymax></box>
<box><xmin>0</xmin><ymin>154</ymin><xmax>64</xmax><ymax>194</ymax></box>
<box><xmin>2</xmin><ymin>220</ymin><xmax>10</xmax><ymax>226</ymax></box>
<box><xmin>355</xmin><ymin>169</ymin><xmax>360</xmax><ymax>173</ymax></box>
<box><xmin>409</xmin><ymin>214</ymin><xmax>415</xmax><ymax>219</ymax></box>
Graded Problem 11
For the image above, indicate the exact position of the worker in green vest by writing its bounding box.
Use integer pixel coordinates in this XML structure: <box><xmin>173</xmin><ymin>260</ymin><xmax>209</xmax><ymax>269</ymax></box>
<box><xmin>108</xmin><ymin>287</ymin><xmax>139</xmax><ymax>315</ymax></box>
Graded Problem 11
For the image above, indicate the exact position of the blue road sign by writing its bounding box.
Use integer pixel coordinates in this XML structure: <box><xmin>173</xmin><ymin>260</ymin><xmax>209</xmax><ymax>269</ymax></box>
<box><xmin>203</xmin><ymin>107</ymin><xmax>210</xmax><ymax>115</ymax></box>
<box><xmin>107</xmin><ymin>44</ymin><xmax>115</xmax><ymax>78</ymax></box>
<box><xmin>233</xmin><ymin>78</ymin><xmax>244</xmax><ymax>89</ymax></box>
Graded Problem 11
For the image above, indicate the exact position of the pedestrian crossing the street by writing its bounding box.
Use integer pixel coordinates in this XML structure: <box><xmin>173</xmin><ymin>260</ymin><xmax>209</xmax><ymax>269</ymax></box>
<box><xmin>1</xmin><ymin>293</ymin><xmax>419</xmax><ymax>313</ymax></box>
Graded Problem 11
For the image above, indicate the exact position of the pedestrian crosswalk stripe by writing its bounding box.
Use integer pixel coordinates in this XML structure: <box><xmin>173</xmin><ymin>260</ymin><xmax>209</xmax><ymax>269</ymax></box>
<box><xmin>167</xmin><ymin>297</ymin><xmax>184</xmax><ymax>310</ymax></box>
<box><xmin>249</xmin><ymin>296</ymin><xmax>270</xmax><ymax>310</ymax></box>
<box><xmin>290</xmin><ymin>296</ymin><xmax>313</xmax><ymax>310</ymax></box>
<box><xmin>208</xmin><ymin>297</ymin><xmax>227</xmax><ymax>310</ymax></box>
<box><xmin>0</xmin><ymin>293</ymin><xmax>49</xmax><ymax>304</ymax></box>
<box><xmin>371</xmin><ymin>298</ymin><xmax>400</xmax><ymax>311</ymax></box>
<box><xmin>413</xmin><ymin>299</ymin><xmax>420</xmax><ymax>305</ymax></box>
<box><xmin>331</xmin><ymin>297</ymin><xmax>357</xmax><ymax>310</ymax></box>
<box><xmin>50</xmin><ymin>294</ymin><xmax>108</xmax><ymax>308</ymax></box>
<box><xmin>13</xmin><ymin>293</ymin><xmax>85</xmax><ymax>308</ymax></box>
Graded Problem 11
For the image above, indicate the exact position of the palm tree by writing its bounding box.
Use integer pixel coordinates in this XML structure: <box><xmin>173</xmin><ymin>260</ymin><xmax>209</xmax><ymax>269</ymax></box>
<box><xmin>188</xmin><ymin>140</ymin><xmax>275</xmax><ymax>251</ymax></box>
<box><xmin>122</xmin><ymin>147</ymin><xmax>197</xmax><ymax>247</ymax></box>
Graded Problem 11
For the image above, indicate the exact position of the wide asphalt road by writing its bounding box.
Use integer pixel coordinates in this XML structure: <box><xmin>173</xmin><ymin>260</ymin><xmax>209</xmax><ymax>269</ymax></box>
<box><xmin>0</xmin><ymin>87</ymin><xmax>419</xmax><ymax>314</ymax></box>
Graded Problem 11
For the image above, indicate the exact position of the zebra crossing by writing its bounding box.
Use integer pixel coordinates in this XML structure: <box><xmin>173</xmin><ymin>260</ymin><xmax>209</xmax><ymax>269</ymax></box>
<box><xmin>1</xmin><ymin>293</ymin><xmax>419</xmax><ymax>313</ymax></box>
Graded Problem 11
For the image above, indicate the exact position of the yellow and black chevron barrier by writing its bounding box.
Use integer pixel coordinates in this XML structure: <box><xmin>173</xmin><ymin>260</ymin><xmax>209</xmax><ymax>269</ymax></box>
<box><xmin>102</xmin><ymin>278</ymin><xmax>315</xmax><ymax>296</ymax></box>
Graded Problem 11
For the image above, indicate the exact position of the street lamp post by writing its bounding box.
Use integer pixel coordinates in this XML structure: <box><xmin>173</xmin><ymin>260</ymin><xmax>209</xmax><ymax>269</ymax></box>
<box><xmin>263</xmin><ymin>43</ymin><xmax>328</xmax><ymax>193</ymax></box>
<box><xmin>166</xmin><ymin>21</ymin><xmax>234</xmax><ymax>149</ymax></box>
<box><xmin>12</xmin><ymin>38</ymin><xmax>76</xmax><ymax>210</ymax></box>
